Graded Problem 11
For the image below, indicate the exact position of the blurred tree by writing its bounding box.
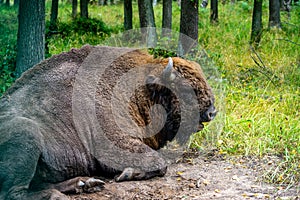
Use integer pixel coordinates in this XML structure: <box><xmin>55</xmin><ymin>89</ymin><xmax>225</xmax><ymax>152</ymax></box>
<box><xmin>124</xmin><ymin>0</ymin><xmax>132</xmax><ymax>30</ymax></box>
<box><xmin>250</xmin><ymin>0</ymin><xmax>263</xmax><ymax>46</ymax></box>
<box><xmin>269</xmin><ymin>0</ymin><xmax>281</xmax><ymax>28</ymax></box>
<box><xmin>179</xmin><ymin>0</ymin><xmax>198</xmax><ymax>55</ymax></box>
<box><xmin>138</xmin><ymin>0</ymin><xmax>156</xmax><ymax>28</ymax></box>
<box><xmin>138</xmin><ymin>0</ymin><xmax>157</xmax><ymax>47</ymax></box>
<box><xmin>103</xmin><ymin>0</ymin><xmax>114</xmax><ymax>5</ymax></box>
<box><xmin>162</xmin><ymin>0</ymin><xmax>172</xmax><ymax>37</ymax></box>
<box><xmin>5</xmin><ymin>0</ymin><xmax>9</xmax><ymax>6</ymax></box>
<box><xmin>72</xmin><ymin>0</ymin><xmax>78</xmax><ymax>18</ymax></box>
<box><xmin>16</xmin><ymin>0</ymin><xmax>45</xmax><ymax>77</ymax></box>
<box><xmin>80</xmin><ymin>0</ymin><xmax>89</xmax><ymax>18</ymax></box>
<box><xmin>14</xmin><ymin>0</ymin><xmax>19</xmax><ymax>6</ymax></box>
<box><xmin>50</xmin><ymin>0</ymin><xmax>59</xmax><ymax>30</ymax></box>
<box><xmin>210</xmin><ymin>0</ymin><xmax>218</xmax><ymax>23</ymax></box>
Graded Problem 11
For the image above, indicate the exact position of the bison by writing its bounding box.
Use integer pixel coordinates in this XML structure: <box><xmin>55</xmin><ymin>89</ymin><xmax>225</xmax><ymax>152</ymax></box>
<box><xmin>0</xmin><ymin>45</ymin><xmax>216</xmax><ymax>200</ymax></box>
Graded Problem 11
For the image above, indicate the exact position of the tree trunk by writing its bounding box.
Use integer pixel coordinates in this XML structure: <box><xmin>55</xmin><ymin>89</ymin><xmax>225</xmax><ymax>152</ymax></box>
<box><xmin>179</xmin><ymin>0</ymin><xmax>198</xmax><ymax>55</ymax></box>
<box><xmin>162</xmin><ymin>0</ymin><xmax>172</xmax><ymax>37</ymax></box>
<box><xmin>14</xmin><ymin>0</ymin><xmax>19</xmax><ymax>6</ymax></box>
<box><xmin>250</xmin><ymin>0</ymin><xmax>263</xmax><ymax>46</ymax></box>
<box><xmin>280</xmin><ymin>0</ymin><xmax>283</xmax><ymax>8</ymax></box>
<box><xmin>269</xmin><ymin>0</ymin><xmax>281</xmax><ymax>28</ymax></box>
<box><xmin>5</xmin><ymin>0</ymin><xmax>9</xmax><ymax>6</ymax></box>
<box><xmin>138</xmin><ymin>0</ymin><xmax>156</xmax><ymax>28</ymax></box>
<box><xmin>72</xmin><ymin>0</ymin><xmax>78</xmax><ymax>18</ymax></box>
<box><xmin>210</xmin><ymin>0</ymin><xmax>218</xmax><ymax>23</ymax></box>
<box><xmin>80</xmin><ymin>0</ymin><xmax>89</xmax><ymax>18</ymax></box>
<box><xmin>138</xmin><ymin>0</ymin><xmax>157</xmax><ymax>47</ymax></box>
<box><xmin>50</xmin><ymin>0</ymin><xmax>59</xmax><ymax>29</ymax></box>
<box><xmin>124</xmin><ymin>0</ymin><xmax>133</xmax><ymax>30</ymax></box>
<box><xmin>16</xmin><ymin>0</ymin><xmax>45</xmax><ymax>77</ymax></box>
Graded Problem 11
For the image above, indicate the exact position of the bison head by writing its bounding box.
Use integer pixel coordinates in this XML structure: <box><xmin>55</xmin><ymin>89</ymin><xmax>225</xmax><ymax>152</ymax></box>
<box><xmin>142</xmin><ymin>57</ymin><xmax>217</xmax><ymax>149</ymax></box>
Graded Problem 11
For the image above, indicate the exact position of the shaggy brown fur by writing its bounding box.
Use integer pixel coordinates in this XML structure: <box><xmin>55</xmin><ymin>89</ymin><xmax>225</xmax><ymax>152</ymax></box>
<box><xmin>0</xmin><ymin>45</ymin><xmax>215</xmax><ymax>200</ymax></box>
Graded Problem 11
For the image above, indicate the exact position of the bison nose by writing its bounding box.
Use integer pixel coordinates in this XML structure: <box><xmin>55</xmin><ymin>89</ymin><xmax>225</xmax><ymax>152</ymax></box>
<box><xmin>201</xmin><ymin>105</ymin><xmax>217</xmax><ymax>122</ymax></box>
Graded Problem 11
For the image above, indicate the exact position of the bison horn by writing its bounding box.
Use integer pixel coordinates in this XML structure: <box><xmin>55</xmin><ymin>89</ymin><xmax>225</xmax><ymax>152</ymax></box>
<box><xmin>163</xmin><ymin>57</ymin><xmax>175</xmax><ymax>81</ymax></box>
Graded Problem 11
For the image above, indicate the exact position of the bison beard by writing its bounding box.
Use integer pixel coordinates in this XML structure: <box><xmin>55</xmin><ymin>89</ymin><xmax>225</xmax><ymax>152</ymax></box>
<box><xmin>0</xmin><ymin>45</ymin><xmax>216</xmax><ymax>200</ymax></box>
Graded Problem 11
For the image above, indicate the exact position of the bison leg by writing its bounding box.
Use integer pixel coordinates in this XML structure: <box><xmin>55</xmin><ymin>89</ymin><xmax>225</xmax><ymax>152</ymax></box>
<box><xmin>0</xmin><ymin>118</ymin><xmax>68</xmax><ymax>200</ymax></box>
<box><xmin>112</xmin><ymin>143</ymin><xmax>168</xmax><ymax>182</ymax></box>
<box><xmin>115</xmin><ymin>166</ymin><xmax>167</xmax><ymax>182</ymax></box>
<box><xmin>96</xmin><ymin>137</ymin><xmax>168</xmax><ymax>182</ymax></box>
<box><xmin>49</xmin><ymin>177</ymin><xmax>105</xmax><ymax>194</ymax></box>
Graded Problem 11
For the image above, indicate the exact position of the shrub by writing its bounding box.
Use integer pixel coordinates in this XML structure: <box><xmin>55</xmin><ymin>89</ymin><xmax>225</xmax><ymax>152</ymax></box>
<box><xmin>0</xmin><ymin>44</ymin><xmax>16</xmax><ymax>95</ymax></box>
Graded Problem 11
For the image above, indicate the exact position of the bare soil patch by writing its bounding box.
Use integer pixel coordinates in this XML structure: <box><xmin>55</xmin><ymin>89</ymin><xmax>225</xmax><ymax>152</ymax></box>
<box><xmin>70</xmin><ymin>150</ymin><xmax>299</xmax><ymax>200</ymax></box>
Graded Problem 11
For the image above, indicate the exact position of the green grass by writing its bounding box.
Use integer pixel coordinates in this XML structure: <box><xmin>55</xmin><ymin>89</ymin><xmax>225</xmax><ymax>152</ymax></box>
<box><xmin>0</xmin><ymin>1</ymin><xmax>299</xmax><ymax>185</ymax></box>
<box><xmin>0</xmin><ymin>5</ymin><xmax>17</xmax><ymax>94</ymax></box>
<box><xmin>194</xmin><ymin>2</ymin><xmax>300</xmax><ymax>185</ymax></box>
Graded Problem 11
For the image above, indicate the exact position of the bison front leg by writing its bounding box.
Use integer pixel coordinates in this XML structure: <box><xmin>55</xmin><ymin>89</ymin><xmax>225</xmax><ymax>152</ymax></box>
<box><xmin>115</xmin><ymin>166</ymin><xmax>167</xmax><ymax>182</ymax></box>
<box><xmin>0</xmin><ymin>118</ymin><xmax>68</xmax><ymax>200</ymax></box>
<box><xmin>103</xmin><ymin>140</ymin><xmax>168</xmax><ymax>182</ymax></box>
<box><xmin>49</xmin><ymin>177</ymin><xmax>105</xmax><ymax>194</ymax></box>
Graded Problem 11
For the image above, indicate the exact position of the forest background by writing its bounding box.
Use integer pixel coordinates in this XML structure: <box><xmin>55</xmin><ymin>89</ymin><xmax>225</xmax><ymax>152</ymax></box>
<box><xmin>0</xmin><ymin>0</ymin><xmax>299</xmax><ymax>188</ymax></box>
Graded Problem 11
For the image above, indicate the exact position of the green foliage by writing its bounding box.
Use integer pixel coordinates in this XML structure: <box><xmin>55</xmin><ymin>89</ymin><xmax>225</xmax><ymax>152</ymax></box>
<box><xmin>0</xmin><ymin>5</ymin><xmax>17</xmax><ymax>96</ymax></box>
<box><xmin>148</xmin><ymin>47</ymin><xmax>177</xmax><ymax>58</ymax></box>
<box><xmin>53</xmin><ymin>17</ymin><xmax>112</xmax><ymax>36</ymax></box>
<box><xmin>46</xmin><ymin>17</ymin><xmax>113</xmax><ymax>57</ymax></box>
<box><xmin>0</xmin><ymin>44</ymin><xmax>16</xmax><ymax>95</ymax></box>
<box><xmin>239</xmin><ymin>1</ymin><xmax>252</xmax><ymax>12</ymax></box>
<box><xmin>148</xmin><ymin>37</ymin><xmax>178</xmax><ymax>58</ymax></box>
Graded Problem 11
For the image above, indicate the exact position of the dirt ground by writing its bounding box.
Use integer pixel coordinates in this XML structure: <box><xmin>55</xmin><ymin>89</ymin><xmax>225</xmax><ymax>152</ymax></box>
<box><xmin>69</xmin><ymin>150</ymin><xmax>299</xmax><ymax>200</ymax></box>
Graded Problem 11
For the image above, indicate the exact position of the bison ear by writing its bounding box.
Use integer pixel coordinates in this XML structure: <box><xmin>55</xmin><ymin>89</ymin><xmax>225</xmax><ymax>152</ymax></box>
<box><xmin>162</xmin><ymin>57</ymin><xmax>176</xmax><ymax>82</ymax></box>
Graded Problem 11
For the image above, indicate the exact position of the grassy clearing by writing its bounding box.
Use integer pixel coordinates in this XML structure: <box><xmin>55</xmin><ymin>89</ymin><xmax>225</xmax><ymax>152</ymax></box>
<box><xmin>1</xmin><ymin>1</ymin><xmax>299</xmax><ymax>185</ymax></box>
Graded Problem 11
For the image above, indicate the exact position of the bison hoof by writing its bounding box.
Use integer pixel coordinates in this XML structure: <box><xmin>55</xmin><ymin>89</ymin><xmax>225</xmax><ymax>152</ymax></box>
<box><xmin>79</xmin><ymin>178</ymin><xmax>105</xmax><ymax>193</ymax></box>
<box><xmin>115</xmin><ymin>167</ymin><xmax>145</xmax><ymax>182</ymax></box>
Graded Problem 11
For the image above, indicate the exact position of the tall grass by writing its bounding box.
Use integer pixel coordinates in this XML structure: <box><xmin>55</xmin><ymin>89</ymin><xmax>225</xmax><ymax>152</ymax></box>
<box><xmin>1</xmin><ymin>1</ymin><xmax>299</xmax><ymax>185</ymax></box>
<box><xmin>0</xmin><ymin>5</ymin><xmax>17</xmax><ymax>94</ymax></box>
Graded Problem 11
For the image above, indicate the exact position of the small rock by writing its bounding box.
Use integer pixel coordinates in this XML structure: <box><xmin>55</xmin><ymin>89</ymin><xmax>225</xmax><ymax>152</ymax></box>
<box><xmin>196</xmin><ymin>178</ymin><xmax>210</xmax><ymax>188</ymax></box>
<box><xmin>189</xmin><ymin>183</ymin><xmax>195</xmax><ymax>188</ymax></box>
<box><xmin>267</xmin><ymin>161</ymin><xmax>273</xmax><ymax>165</ymax></box>
<box><xmin>232</xmin><ymin>175</ymin><xmax>239</xmax><ymax>180</ymax></box>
